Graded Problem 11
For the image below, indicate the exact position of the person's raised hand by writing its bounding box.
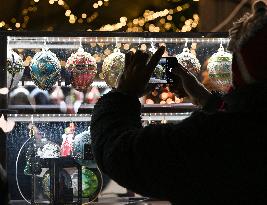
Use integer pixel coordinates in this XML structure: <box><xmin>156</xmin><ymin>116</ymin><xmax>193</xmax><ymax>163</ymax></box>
<box><xmin>116</xmin><ymin>46</ymin><xmax>165</xmax><ymax>98</ymax></box>
<box><xmin>171</xmin><ymin>64</ymin><xmax>212</xmax><ymax>106</ymax></box>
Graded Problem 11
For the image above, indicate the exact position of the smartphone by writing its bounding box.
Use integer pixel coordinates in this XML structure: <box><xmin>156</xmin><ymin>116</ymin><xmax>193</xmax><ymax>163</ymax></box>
<box><xmin>149</xmin><ymin>57</ymin><xmax>178</xmax><ymax>84</ymax></box>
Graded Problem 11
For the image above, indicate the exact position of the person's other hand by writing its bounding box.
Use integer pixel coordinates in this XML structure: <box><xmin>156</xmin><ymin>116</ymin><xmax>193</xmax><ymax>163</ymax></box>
<box><xmin>171</xmin><ymin>63</ymin><xmax>212</xmax><ymax>106</ymax></box>
<box><xmin>116</xmin><ymin>46</ymin><xmax>165</xmax><ymax>98</ymax></box>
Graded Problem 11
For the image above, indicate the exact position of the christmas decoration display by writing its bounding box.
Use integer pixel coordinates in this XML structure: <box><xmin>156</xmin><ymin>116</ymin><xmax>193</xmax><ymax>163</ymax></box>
<box><xmin>7</xmin><ymin>49</ymin><xmax>24</xmax><ymax>90</ymax></box>
<box><xmin>207</xmin><ymin>44</ymin><xmax>233</xmax><ymax>92</ymax></box>
<box><xmin>100</xmin><ymin>48</ymin><xmax>125</xmax><ymax>88</ymax></box>
<box><xmin>60</xmin><ymin>122</ymin><xmax>75</xmax><ymax>157</ymax></box>
<box><xmin>176</xmin><ymin>47</ymin><xmax>201</xmax><ymax>76</ymax></box>
<box><xmin>66</xmin><ymin>47</ymin><xmax>98</xmax><ymax>92</ymax></box>
<box><xmin>30</xmin><ymin>48</ymin><xmax>61</xmax><ymax>91</ymax></box>
<box><xmin>37</xmin><ymin>139</ymin><xmax>60</xmax><ymax>159</ymax></box>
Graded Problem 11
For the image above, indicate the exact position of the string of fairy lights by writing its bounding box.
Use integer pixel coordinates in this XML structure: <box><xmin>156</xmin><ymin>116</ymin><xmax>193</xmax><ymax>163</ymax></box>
<box><xmin>0</xmin><ymin>0</ymin><xmax>199</xmax><ymax>32</ymax></box>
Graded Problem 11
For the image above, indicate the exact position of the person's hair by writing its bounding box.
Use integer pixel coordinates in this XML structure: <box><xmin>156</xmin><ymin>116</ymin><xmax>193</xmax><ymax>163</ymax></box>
<box><xmin>9</xmin><ymin>87</ymin><xmax>31</xmax><ymax>105</ymax></box>
<box><xmin>228</xmin><ymin>0</ymin><xmax>267</xmax><ymax>52</ymax></box>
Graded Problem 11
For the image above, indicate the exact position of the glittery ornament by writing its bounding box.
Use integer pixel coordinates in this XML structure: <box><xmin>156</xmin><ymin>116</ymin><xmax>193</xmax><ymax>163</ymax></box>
<box><xmin>176</xmin><ymin>47</ymin><xmax>201</xmax><ymax>76</ymax></box>
<box><xmin>66</xmin><ymin>47</ymin><xmax>97</xmax><ymax>92</ymax></box>
<box><xmin>100</xmin><ymin>48</ymin><xmax>125</xmax><ymax>88</ymax></box>
<box><xmin>37</xmin><ymin>139</ymin><xmax>60</xmax><ymax>158</ymax></box>
<box><xmin>7</xmin><ymin>49</ymin><xmax>24</xmax><ymax>90</ymax></box>
<box><xmin>207</xmin><ymin>44</ymin><xmax>233</xmax><ymax>92</ymax></box>
<box><xmin>30</xmin><ymin>48</ymin><xmax>61</xmax><ymax>91</ymax></box>
<box><xmin>72</xmin><ymin>167</ymin><xmax>102</xmax><ymax>200</ymax></box>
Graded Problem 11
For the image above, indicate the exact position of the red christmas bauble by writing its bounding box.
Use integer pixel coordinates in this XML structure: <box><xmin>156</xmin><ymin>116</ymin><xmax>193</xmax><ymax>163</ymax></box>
<box><xmin>66</xmin><ymin>47</ymin><xmax>97</xmax><ymax>92</ymax></box>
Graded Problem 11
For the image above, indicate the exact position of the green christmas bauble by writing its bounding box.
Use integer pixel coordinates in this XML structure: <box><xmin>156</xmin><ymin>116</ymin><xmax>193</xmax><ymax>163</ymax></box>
<box><xmin>72</xmin><ymin>167</ymin><xmax>102</xmax><ymax>200</ymax></box>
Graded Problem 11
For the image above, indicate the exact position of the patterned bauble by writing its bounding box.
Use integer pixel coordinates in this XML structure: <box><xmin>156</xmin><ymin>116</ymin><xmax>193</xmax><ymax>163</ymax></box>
<box><xmin>30</xmin><ymin>48</ymin><xmax>61</xmax><ymax>91</ymax></box>
<box><xmin>100</xmin><ymin>48</ymin><xmax>125</xmax><ymax>88</ymax></box>
<box><xmin>7</xmin><ymin>49</ymin><xmax>24</xmax><ymax>89</ymax></box>
<box><xmin>176</xmin><ymin>47</ymin><xmax>201</xmax><ymax>76</ymax></box>
<box><xmin>66</xmin><ymin>47</ymin><xmax>97</xmax><ymax>92</ymax></box>
<box><xmin>207</xmin><ymin>45</ymin><xmax>233</xmax><ymax>92</ymax></box>
<box><xmin>72</xmin><ymin>167</ymin><xmax>102</xmax><ymax>200</ymax></box>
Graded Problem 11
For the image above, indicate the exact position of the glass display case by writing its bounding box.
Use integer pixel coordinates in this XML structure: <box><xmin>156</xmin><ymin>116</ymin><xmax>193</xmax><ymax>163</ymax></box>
<box><xmin>0</xmin><ymin>31</ymin><xmax>231</xmax><ymax>204</ymax></box>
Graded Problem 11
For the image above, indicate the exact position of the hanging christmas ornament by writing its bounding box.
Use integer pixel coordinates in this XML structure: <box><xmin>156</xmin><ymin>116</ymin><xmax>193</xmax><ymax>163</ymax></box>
<box><xmin>207</xmin><ymin>44</ymin><xmax>233</xmax><ymax>92</ymax></box>
<box><xmin>30</xmin><ymin>48</ymin><xmax>61</xmax><ymax>91</ymax></box>
<box><xmin>66</xmin><ymin>47</ymin><xmax>98</xmax><ymax>92</ymax></box>
<box><xmin>7</xmin><ymin>49</ymin><xmax>24</xmax><ymax>90</ymax></box>
<box><xmin>100</xmin><ymin>48</ymin><xmax>125</xmax><ymax>88</ymax></box>
<box><xmin>176</xmin><ymin>46</ymin><xmax>201</xmax><ymax>77</ymax></box>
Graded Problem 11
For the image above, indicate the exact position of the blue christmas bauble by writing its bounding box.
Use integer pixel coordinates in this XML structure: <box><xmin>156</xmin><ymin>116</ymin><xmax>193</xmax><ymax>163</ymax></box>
<box><xmin>30</xmin><ymin>48</ymin><xmax>61</xmax><ymax>91</ymax></box>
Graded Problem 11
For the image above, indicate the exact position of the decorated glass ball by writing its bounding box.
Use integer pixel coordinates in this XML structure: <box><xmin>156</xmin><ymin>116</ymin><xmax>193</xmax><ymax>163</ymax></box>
<box><xmin>176</xmin><ymin>47</ymin><xmax>201</xmax><ymax>76</ymax></box>
<box><xmin>100</xmin><ymin>48</ymin><xmax>125</xmax><ymax>88</ymax></box>
<box><xmin>66</xmin><ymin>47</ymin><xmax>97</xmax><ymax>92</ymax></box>
<box><xmin>72</xmin><ymin>167</ymin><xmax>102</xmax><ymax>200</ymax></box>
<box><xmin>7</xmin><ymin>49</ymin><xmax>24</xmax><ymax>89</ymax></box>
<box><xmin>30</xmin><ymin>48</ymin><xmax>61</xmax><ymax>91</ymax></box>
<box><xmin>207</xmin><ymin>45</ymin><xmax>232</xmax><ymax>92</ymax></box>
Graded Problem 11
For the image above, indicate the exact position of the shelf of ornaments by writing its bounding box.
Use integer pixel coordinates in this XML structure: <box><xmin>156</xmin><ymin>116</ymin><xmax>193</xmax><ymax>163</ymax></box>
<box><xmin>7</xmin><ymin>40</ymin><xmax>232</xmax><ymax>115</ymax></box>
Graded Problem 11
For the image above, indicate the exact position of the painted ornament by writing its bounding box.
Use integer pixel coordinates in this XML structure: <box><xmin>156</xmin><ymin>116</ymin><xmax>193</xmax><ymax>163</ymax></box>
<box><xmin>72</xmin><ymin>167</ymin><xmax>103</xmax><ymax>201</ymax></box>
<box><xmin>66</xmin><ymin>47</ymin><xmax>97</xmax><ymax>92</ymax></box>
<box><xmin>176</xmin><ymin>47</ymin><xmax>201</xmax><ymax>76</ymax></box>
<box><xmin>207</xmin><ymin>44</ymin><xmax>233</xmax><ymax>92</ymax></box>
<box><xmin>100</xmin><ymin>48</ymin><xmax>125</xmax><ymax>88</ymax></box>
<box><xmin>7</xmin><ymin>49</ymin><xmax>24</xmax><ymax>90</ymax></box>
<box><xmin>30</xmin><ymin>48</ymin><xmax>61</xmax><ymax>91</ymax></box>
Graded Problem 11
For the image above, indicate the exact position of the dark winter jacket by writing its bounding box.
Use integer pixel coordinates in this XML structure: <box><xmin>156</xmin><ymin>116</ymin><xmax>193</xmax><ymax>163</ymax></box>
<box><xmin>91</xmin><ymin>83</ymin><xmax>267</xmax><ymax>205</ymax></box>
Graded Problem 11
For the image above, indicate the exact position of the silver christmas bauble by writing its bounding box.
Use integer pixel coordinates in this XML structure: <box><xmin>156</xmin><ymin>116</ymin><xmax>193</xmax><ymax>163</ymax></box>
<box><xmin>207</xmin><ymin>45</ymin><xmax>232</xmax><ymax>92</ymax></box>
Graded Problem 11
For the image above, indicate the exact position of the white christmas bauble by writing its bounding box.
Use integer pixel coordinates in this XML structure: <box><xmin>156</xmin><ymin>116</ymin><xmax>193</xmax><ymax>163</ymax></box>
<box><xmin>100</xmin><ymin>48</ymin><xmax>125</xmax><ymax>88</ymax></box>
<box><xmin>7</xmin><ymin>49</ymin><xmax>24</xmax><ymax>89</ymax></box>
<box><xmin>37</xmin><ymin>140</ymin><xmax>60</xmax><ymax>158</ymax></box>
<box><xmin>207</xmin><ymin>45</ymin><xmax>232</xmax><ymax>92</ymax></box>
<box><xmin>176</xmin><ymin>47</ymin><xmax>201</xmax><ymax>76</ymax></box>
